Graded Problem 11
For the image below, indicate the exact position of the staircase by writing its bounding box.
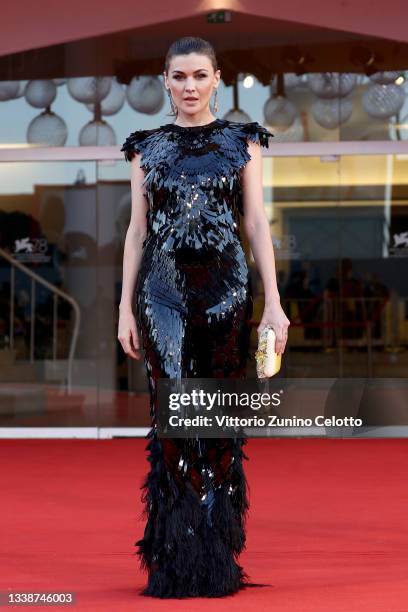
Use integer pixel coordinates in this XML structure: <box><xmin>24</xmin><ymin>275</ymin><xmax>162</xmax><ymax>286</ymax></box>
<box><xmin>0</xmin><ymin>246</ymin><xmax>84</xmax><ymax>423</ymax></box>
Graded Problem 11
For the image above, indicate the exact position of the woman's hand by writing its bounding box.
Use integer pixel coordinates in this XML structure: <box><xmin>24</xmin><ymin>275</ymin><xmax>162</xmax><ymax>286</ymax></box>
<box><xmin>257</xmin><ymin>298</ymin><xmax>290</xmax><ymax>355</ymax></box>
<box><xmin>118</xmin><ymin>308</ymin><xmax>142</xmax><ymax>360</ymax></box>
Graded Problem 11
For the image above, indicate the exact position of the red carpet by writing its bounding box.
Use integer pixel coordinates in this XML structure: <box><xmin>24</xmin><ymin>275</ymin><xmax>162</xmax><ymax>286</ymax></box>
<box><xmin>1</xmin><ymin>437</ymin><xmax>407</xmax><ymax>611</ymax></box>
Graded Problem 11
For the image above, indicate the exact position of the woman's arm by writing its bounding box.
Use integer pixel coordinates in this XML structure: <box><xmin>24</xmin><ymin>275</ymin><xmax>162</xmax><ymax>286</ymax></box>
<box><xmin>241</xmin><ymin>139</ymin><xmax>290</xmax><ymax>354</ymax></box>
<box><xmin>118</xmin><ymin>154</ymin><xmax>148</xmax><ymax>359</ymax></box>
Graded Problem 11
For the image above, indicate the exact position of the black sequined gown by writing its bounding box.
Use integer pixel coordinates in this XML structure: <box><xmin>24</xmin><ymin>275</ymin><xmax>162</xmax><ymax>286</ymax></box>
<box><xmin>121</xmin><ymin>118</ymin><xmax>273</xmax><ymax>598</ymax></box>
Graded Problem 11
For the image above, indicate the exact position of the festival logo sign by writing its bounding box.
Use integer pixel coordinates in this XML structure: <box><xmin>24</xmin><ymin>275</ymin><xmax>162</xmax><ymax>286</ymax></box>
<box><xmin>13</xmin><ymin>237</ymin><xmax>51</xmax><ymax>263</ymax></box>
<box><xmin>389</xmin><ymin>231</ymin><xmax>408</xmax><ymax>257</ymax></box>
<box><xmin>272</xmin><ymin>234</ymin><xmax>300</xmax><ymax>260</ymax></box>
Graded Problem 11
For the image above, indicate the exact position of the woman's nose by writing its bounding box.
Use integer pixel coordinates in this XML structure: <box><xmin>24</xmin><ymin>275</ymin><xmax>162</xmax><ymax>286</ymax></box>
<box><xmin>185</xmin><ymin>79</ymin><xmax>196</xmax><ymax>91</ymax></box>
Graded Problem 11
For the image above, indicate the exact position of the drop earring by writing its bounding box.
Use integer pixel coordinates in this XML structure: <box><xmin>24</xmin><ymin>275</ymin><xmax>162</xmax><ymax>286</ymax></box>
<box><xmin>166</xmin><ymin>89</ymin><xmax>177</xmax><ymax>116</ymax></box>
<box><xmin>212</xmin><ymin>88</ymin><xmax>219</xmax><ymax>113</ymax></box>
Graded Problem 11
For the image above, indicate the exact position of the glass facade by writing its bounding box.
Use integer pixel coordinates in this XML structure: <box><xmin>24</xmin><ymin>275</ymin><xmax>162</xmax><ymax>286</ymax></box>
<box><xmin>1</xmin><ymin>147</ymin><xmax>408</xmax><ymax>428</ymax></box>
<box><xmin>253</xmin><ymin>152</ymin><xmax>408</xmax><ymax>379</ymax></box>
<box><xmin>1</xmin><ymin>36</ymin><xmax>408</xmax><ymax>431</ymax></box>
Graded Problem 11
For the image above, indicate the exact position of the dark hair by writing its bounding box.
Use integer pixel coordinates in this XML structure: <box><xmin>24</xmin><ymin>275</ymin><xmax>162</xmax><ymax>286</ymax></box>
<box><xmin>164</xmin><ymin>37</ymin><xmax>218</xmax><ymax>74</ymax></box>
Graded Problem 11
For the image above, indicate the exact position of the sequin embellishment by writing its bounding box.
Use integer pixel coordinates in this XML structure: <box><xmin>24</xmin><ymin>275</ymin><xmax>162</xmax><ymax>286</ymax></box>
<box><xmin>121</xmin><ymin>118</ymin><xmax>273</xmax><ymax>598</ymax></box>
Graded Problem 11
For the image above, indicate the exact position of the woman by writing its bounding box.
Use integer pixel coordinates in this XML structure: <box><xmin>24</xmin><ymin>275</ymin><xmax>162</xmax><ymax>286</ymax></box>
<box><xmin>118</xmin><ymin>36</ymin><xmax>290</xmax><ymax>598</ymax></box>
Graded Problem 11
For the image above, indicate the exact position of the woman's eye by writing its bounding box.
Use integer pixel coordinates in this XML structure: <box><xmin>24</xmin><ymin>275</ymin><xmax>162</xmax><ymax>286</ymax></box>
<box><xmin>173</xmin><ymin>74</ymin><xmax>207</xmax><ymax>80</ymax></box>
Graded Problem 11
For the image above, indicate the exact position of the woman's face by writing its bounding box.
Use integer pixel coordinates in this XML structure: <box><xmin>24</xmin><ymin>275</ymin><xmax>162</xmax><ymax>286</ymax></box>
<box><xmin>164</xmin><ymin>52</ymin><xmax>220</xmax><ymax>117</ymax></box>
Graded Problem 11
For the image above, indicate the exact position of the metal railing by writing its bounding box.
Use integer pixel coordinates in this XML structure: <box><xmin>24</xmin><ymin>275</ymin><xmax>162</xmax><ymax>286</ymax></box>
<box><xmin>284</xmin><ymin>294</ymin><xmax>388</xmax><ymax>342</ymax></box>
<box><xmin>250</xmin><ymin>294</ymin><xmax>391</xmax><ymax>377</ymax></box>
<box><xmin>0</xmin><ymin>247</ymin><xmax>81</xmax><ymax>392</ymax></box>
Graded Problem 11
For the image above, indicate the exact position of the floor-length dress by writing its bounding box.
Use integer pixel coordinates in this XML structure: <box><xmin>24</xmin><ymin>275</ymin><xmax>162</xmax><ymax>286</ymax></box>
<box><xmin>121</xmin><ymin>117</ymin><xmax>273</xmax><ymax>598</ymax></box>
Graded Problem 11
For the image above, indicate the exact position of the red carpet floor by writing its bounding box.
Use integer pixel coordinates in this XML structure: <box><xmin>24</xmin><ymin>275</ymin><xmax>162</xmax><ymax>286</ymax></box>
<box><xmin>0</xmin><ymin>437</ymin><xmax>407</xmax><ymax>611</ymax></box>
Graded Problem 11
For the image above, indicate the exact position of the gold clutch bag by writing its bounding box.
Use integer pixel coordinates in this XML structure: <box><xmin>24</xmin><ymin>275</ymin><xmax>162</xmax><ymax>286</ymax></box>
<box><xmin>255</xmin><ymin>325</ymin><xmax>282</xmax><ymax>378</ymax></box>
